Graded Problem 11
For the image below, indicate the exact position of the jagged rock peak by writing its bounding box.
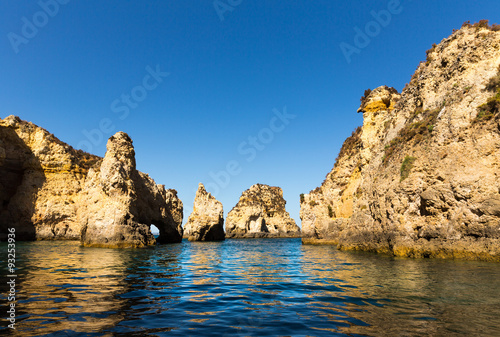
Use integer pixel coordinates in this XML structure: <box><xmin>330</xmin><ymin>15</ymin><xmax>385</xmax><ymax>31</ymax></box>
<box><xmin>225</xmin><ymin>184</ymin><xmax>301</xmax><ymax>238</ymax></box>
<box><xmin>358</xmin><ymin>86</ymin><xmax>400</xmax><ymax>113</ymax></box>
<box><xmin>183</xmin><ymin>183</ymin><xmax>225</xmax><ymax>241</ymax></box>
<box><xmin>106</xmin><ymin>132</ymin><xmax>136</xmax><ymax>169</ymax></box>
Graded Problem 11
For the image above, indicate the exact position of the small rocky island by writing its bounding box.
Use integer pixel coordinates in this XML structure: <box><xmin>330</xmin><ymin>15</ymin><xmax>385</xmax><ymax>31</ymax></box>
<box><xmin>183</xmin><ymin>183</ymin><xmax>225</xmax><ymax>241</ymax></box>
<box><xmin>225</xmin><ymin>184</ymin><xmax>301</xmax><ymax>238</ymax></box>
<box><xmin>301</xmin><ymin>23</ymin><xmax>500</xmax><ymax>261</ymax></box>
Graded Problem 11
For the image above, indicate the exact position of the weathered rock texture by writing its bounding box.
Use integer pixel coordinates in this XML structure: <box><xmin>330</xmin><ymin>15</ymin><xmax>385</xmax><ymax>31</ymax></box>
<box><xmin>300</xmin><ymin>23</ymin><xmax>500</xmax><ymax>261</ymax></box>
<box><xmin>79</xmin><ymin>132</ymin><xmax>183</xmax><ymax>248</ymax></box>
<box><xmin>226</xmin><ymin>184</ymin><xmax>301</xmax><ymax>238</ymax></box>
<box><xmin>0</xmin><ymin>116</ymin><xmax>99</xmax><ymax>240</ymax></box>
<box><xmin>0</xmin><ymin>117</ymin><xmax>183</xmax><ymax>246</ymax></box>
<box><xmin>183</xmin><ymin>183</ymin><xmax>225</xmax><ymax>241</ymax></box>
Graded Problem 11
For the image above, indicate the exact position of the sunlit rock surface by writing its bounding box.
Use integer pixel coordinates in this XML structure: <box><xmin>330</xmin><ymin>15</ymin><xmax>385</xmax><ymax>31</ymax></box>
<box><xmin>226</xmin><ymin>184</ymin><xmax>300</xmax><ymax>238</ymax></box>
<box><xmin>0</xmin><ymin>117</ymin><xmax>183</xmax><ymax>247</ymax></box>
<box><xmin>301</xmin><ymin>24</ymin><xmax>500</xmax><ymax>261</ymax></box>
<box><xmin>79</xmin><ymin>132</ymin><xmax>183</xmax><ymax>248</ymax></box>
<box><xmin>183</xmin><ymin>183</ymin><xmax>225</xmax><ymax>241</ymax></box>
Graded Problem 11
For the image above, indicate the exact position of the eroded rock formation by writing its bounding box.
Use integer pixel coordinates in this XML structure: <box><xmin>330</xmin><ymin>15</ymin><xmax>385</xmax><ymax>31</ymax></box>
<box><xmin>226</xmin><ymin>184</ymin><xmax>300</xmax><ymax>238</ymax></box>
<box><xmin>183</xmin><ymin>183</ymin><xmax>225</xmax><ymax>241</ymax></box>
<box><xmin>79</xmin><ymin>132</ymin><xmax>183</xmax><ymax>248</ymax></box>
<box><xmin>300</xmin><ymin>23</ymin><xmax>500</xmax><ymax>261</ymax></box>
<box><xmin>0</xmin><ymin>116</ymin><xmax>99</xmax><ymax>240</ymax></box>
<box><xmin>0</xmin><ymin>117</ymin><xmax>183</xmax><ymax>247</ymax></box>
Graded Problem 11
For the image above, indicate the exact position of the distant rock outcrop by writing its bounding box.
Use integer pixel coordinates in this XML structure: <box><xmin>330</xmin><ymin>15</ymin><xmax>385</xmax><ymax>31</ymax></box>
<box><xmin>301</xmin><ymin>23</ymin><xmax>500</xmax><ymax>261</ymax></box>
<box><xmin>183</xmin><ymin>183</ymin><xmax>225</xmax><ymax>241</ymax></box>
<box><xmin>226</xmin><ymin>184</ymin><xmax>300</xmax><ymax>238</ymax></box>
<box><xmin>0</xmin><ymin>117</ymin><xmax>183</xmax><ymax>247</ymax></box>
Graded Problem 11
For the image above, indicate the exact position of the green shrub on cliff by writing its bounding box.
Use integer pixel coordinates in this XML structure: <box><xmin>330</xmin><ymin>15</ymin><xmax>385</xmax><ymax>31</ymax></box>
<box><xmin>485</xmin><ymin>65</ymin><xmax>500</xmax><ymax>91</ymax></box>
<box><xmin>475</xmin><ymin>95</ymin><xmax>499</xmax><ymax>122</ymax></box>
<box><xmin>400</xmin><ymin>156</ymin><xmax>416</xmax><ymax>181</ymax></box>
<box><xmin>327</xmin><ymin>205</ymin><xmax>334</xmax><ymax>218</ymax></box>
<box><xmin>383</xmin><ymin>108</ymin><xmax>439</xmax><ymax>163</ymax></box>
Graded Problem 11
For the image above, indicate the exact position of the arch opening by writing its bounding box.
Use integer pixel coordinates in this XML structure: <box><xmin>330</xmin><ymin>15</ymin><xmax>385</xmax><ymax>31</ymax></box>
<box><xmin>150</xmin><ymin>224</ymin><xmax>160</xmax><ymax>236</ymax></box>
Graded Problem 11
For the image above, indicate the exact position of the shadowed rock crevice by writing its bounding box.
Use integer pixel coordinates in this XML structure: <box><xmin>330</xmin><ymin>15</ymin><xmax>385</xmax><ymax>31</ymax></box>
<box><xmin>0</xmin><ymin>121</ymin><xmax>45</xmax><ymax>240</ymax></box>
<box><xmin>0</xmin><ymin>115</ymin><xmax>101</xmax><ymax>241</ymax></box>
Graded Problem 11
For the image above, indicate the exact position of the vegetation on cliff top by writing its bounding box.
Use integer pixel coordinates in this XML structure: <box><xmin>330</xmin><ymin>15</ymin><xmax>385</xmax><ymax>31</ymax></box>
<box><xmin>359</xmin><ymin>89</ymin><xmax>372</xmax><ymax>108</ymax></box>
<box><xmin>425</xmin><ymin>20</ymin><xmax>500</xmax><ymax>70</ymax></box>
<box><xmin>461</xmin><ymin>19</ymin><xmax>500</xmax><ymax>32</ymax></box>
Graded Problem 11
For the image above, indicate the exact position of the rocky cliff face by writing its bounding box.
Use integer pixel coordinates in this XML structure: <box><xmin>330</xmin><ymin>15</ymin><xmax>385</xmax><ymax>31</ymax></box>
<box><xmin>301</xmin><ymin>23</ymin><xmax>500</xmax><ymax>261</ymax></box>
<box><xmin>183</xmin><ymin>183</ymin><xmax>225</xmax><ymax>241</ymax></box>
<box><xmin>0</xmin><ymin>116</ymin><xmax>99</xmax><ymax>240</ymax></box>
<box><xmin>0</xmin><ymin>117</ymin><xmax>183</xmax><ymax>246</ymax></box>
<box><xmin>226</xmin><ymin>184</ymin><xmax>300</xmax><ymax>238</ymax></box>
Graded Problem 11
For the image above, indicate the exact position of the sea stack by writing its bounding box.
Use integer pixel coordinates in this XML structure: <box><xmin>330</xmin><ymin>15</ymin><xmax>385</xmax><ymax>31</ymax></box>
<box><xmin>225</xmin><ymin>184</ymin><xmax>301</xmax><ymax>238</ymax></box>
<box><xmin>300</xmin><ymin>23</ymin><xmax>500</xmax><ymax>261</ymax></box>
<box><xmin>79</xmin><ymin>132</ymin><xmax>183</xmax><ymax>248</ymax></box>
<box><xmin>183</xmin><ymin>183</ymin><xmax>225</xmax><ymax>241</ymax></box>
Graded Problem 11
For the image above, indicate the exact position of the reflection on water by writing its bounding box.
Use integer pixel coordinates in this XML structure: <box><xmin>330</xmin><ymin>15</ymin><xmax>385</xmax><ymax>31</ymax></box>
<box><xmin>1</xmin><ymin>239</ymin><xmax>500</xmax><ymax>336</ymax></box>
<box><xmin>1</xmin><ymin>242</ymin><xmax>131</xmax><ymax>335</ymax></box>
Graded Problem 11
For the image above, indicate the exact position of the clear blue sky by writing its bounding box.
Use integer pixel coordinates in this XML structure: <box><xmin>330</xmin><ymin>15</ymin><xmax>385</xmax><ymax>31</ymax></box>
<box><xmin>2</xmin><ymin>1</ymin><xmax>499</xmax><ymax>227</ymax></box>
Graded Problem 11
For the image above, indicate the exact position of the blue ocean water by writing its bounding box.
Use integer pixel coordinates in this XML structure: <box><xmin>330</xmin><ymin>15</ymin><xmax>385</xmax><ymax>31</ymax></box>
<box><xmin>1</xmin><ymin>238</ymin><xmax>500</xmax><ymax>336</ymax></box>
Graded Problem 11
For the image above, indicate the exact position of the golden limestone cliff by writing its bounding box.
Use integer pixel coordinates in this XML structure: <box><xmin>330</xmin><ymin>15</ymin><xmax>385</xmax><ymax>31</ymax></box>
<box><xmin>301</xmin><ymin>23</ymin><xmax>500</xmax><ymax>261</ymax></box>
<box><xmin>0</xmin><ymin>116</ymin><xmax>183</xmax><ymax>247</ymax></box>
<box><xmin>0</xmin><ymin>116</ymin><xmax>99</xmax><ymax>240</ymax></box>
